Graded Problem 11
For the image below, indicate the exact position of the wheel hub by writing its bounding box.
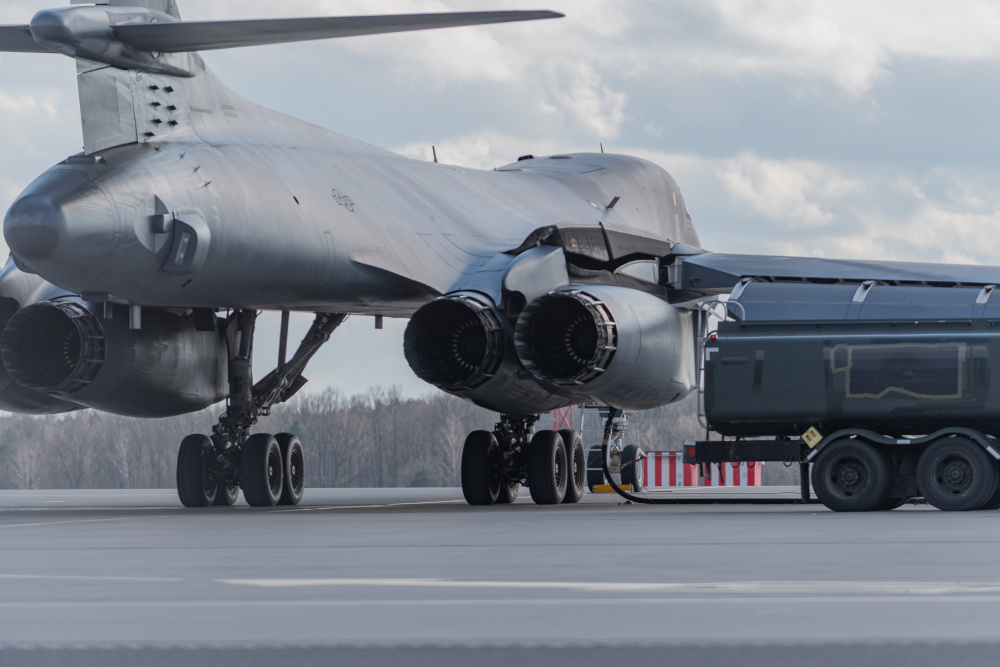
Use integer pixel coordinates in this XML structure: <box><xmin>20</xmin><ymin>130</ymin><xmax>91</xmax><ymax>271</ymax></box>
<box><xmin>938</xmin><ymin>457</ymin><xmax>972</xmax><ymax>494</ymax></box>
<box><xmin>831</xmin><ymin>458</ymin><xmax>867</xmax><ymax>496</ymax></box>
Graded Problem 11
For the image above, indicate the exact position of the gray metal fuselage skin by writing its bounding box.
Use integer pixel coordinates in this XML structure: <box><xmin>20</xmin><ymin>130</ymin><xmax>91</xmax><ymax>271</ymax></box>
<box><xmin>1</xmin><ymin>52</ymin><xmax>702</xmax><ymax>417</ymax></box>
<box><xmin>8</xmin><ymin>62</ymin><xmax>699</xmax><ymax>317</ymax></box>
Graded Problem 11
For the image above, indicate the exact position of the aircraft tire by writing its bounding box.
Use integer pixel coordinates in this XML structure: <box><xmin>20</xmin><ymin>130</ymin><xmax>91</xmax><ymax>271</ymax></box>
<box><xmin>812</xmin><ymin>439</ymin><xmax>892</xmax><ymax>512</ymax></box>
<box><xmin>586</xmin><ymin>447</ymin><xmax>604</xmax><ymax>491</ymax></box>
<box><xmin>276</xmin><ymin>433</ymin><xmax>305</xmax><ymax>506</ymax></box>
<box><xmin>462</xmin><ymin>431</ymin><xmax>500</xmax><ymax>506</ymax></box>
<box><xmin>176</xmin><ymin>434</ymin><xmax>217</xmax><ymax>508</ymax></box>
<box><xmin>621</xmin><ymin>444</ymin><xmax>645</xmax><ymax>493</ymax></box>
<box><xmin>214</xmin><ymin>482</ymin><xmax>240</xmax><ymax>506</ymax></box>
<box><xmin>241</xmin><ymin>433</ymin><xmax>284</xmax><ymax>507</ymax></box>
<box><xmin>495</xmin><ymin>479</ymin><xmax>519</xmax><ymax>504</ymax></box>
<box><xmin>210</xmin><ymin>435</ymin><xmax>239</xmax><ymax>506</ymax></box>
<box><xmin>527</xmin><ymin>430</ymin><xmax>567</xmax><ymax>505</ymax></box>
<box><xmin>917</xmin><ymin>437</ymin><xmax>999</xmax><ymax>511</ymax></box>
<box><xmin>560</xmin><ymin>430</ymin><xmax>585</xmax><ymax>504</ymax></box>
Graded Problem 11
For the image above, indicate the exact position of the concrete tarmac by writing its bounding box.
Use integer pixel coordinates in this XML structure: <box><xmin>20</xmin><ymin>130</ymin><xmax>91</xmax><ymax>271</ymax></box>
<box><xmin>1</xmin><ymin>487</ymin><xmax>999</xmax><ymax>666</ymax></box>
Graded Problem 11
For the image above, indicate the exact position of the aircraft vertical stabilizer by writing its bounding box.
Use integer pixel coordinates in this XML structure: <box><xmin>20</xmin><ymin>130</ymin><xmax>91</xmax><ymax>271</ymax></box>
<box><xmin>71</xmin><ymin>0</ymin><xmax>185</xmax><ymax>153</ymax></box>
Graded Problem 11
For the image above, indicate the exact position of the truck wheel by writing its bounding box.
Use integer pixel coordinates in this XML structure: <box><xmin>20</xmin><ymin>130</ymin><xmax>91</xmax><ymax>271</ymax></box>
<box><xmin>871</xmin><ymin>495</ymin><xmax>908</xmax><ymax>511</ymax></box>
<box><xmin>811</xmin><ymin>439</ymin><xmax>891</xmax><ymax>512</ymax></box>
<box><xmin>917</xmin><ymin>437</ymin><xmax>998</xmax><ymax>511</ymax></box>
<box><xmin>621</xmin><ymin>444</ymin><xmax>645</xmax><ymax>492</ymax></box>
<box><xmin>982</xmin><ymin>482</ymin><xmax>1000</xmax><ymax>510</ymax></box>
<box><xmin>586</xmin><ymin>447</ymin><xmax>604</xmax><ymax>491</ymax></box>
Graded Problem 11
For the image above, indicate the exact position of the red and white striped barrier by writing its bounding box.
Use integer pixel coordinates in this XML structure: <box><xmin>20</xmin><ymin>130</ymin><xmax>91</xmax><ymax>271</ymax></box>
<box><xmin>702</xmin><ymin>461</ymin><xmax>763</xmax><ymax>487</ymax></box>
<box><xmin>644</xmin><ymin>452</ymin><xmax>699</xmax><ymax>488</ymax></box>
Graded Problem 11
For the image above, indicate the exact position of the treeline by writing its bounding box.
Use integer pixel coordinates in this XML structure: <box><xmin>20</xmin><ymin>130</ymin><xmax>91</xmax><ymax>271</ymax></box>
<box><xmin>0</xmin><ymin>388</ymin><xmax>776</xmax><ymax>490</ymax></box>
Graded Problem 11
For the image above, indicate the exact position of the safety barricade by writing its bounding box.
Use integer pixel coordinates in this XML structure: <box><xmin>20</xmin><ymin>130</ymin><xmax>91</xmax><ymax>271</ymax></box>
<box><xmin>644</xmin><ymin>451</ymin><xmax>699</xmax><ymax>488</ymax></box>
<box><xmin>702</xmin><ymin>461</ymin><xmax>763</xmax><ymax>486</ymax></box>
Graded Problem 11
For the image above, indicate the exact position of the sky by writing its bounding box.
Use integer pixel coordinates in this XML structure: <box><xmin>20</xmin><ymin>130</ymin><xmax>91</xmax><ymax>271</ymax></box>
<box><xmin>2</xmin><ymin>0</ymin><xmax>1000</xmax><ymax>396</ymax></box>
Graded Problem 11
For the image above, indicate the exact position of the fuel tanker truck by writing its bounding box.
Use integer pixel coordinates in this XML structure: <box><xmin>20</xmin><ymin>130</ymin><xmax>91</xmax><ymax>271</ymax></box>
<box><xmin>685</xmin><ymin>279</ymin><xmax>1000</xmax><ymax>512</ymax></box>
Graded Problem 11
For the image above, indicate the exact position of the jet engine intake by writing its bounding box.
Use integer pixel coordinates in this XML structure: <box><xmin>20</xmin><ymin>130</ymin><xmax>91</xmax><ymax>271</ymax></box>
<box><xmin>514</xmin><ymin>286</ymin><xmax>697</xmax><ymax>410</ymax></box>
<box><xmin>1</xmin><ymin>301</ymin><xmax>227</xmax><ymax>417</ymax></box>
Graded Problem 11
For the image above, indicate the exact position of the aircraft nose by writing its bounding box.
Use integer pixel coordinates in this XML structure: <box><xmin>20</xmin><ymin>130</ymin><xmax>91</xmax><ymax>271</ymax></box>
<box><xmin>4</xmin><ymin>194</ymin><xmax>65</xmax><ymax>261</ymax></box>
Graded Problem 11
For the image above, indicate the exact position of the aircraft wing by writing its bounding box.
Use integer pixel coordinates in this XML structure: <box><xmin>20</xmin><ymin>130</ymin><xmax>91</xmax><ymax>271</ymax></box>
<box><xmin>676</xmin><ymin>252</ymin><xmax>1000</xmax><ymax>292</ymax></box>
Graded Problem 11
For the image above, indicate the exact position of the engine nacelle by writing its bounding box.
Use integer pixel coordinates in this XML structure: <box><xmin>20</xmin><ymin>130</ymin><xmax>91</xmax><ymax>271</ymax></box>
<box><xmin>1</xmin><ymin>300</ymin><xmax>227</xmax><ymax>417</ymax></box>
<box><xmin>514</xmin><ymin>286</ymin><xmax>697</xmax><ymax>410</ymax></box>
<box><xmin>404</xmin><ymin>293</ymin><xmax>571</xmax><ymax>414</ymax></box>
<box><xmin>0</xmin><ymin>259</ymin><xmax>82</xmax><ymax>414</ymax></box>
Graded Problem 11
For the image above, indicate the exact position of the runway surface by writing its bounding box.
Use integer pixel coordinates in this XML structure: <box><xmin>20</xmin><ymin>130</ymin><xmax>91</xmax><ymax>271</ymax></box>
<box><xmin>1</xmin><ymin>487</ymin><xmax>999</xmax><ymax>666</ymax></box>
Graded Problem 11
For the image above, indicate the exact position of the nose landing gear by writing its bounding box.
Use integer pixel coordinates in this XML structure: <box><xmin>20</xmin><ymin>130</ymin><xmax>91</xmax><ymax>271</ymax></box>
<box><xmin>175</xmin><ymin>310</ymin><xmax>347</xmax><ymax>508</ymax></box>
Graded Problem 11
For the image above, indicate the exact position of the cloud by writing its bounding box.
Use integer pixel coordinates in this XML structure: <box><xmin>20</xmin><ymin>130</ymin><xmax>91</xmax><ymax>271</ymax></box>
<box><xmin>670</xmin><ymin>0</ymin><xmax>1000</xmax><ymax>95</ymax></box>
<box><xmin>714</xmin><ymin>153</ymin><xmax>866</xmax><ymax>229</ymax></box>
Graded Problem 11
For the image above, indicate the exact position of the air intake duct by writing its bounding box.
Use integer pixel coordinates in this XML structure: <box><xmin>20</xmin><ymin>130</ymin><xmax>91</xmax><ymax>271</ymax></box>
<box><xmin>514</xmin><ymin>285</ymin><xmax>697</xmax><ymax>410</ymax></box>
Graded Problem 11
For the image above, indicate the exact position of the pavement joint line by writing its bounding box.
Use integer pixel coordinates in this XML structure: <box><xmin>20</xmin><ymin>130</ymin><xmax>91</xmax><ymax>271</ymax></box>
<box><xmin>269</xmin><ymin>500</ymin><xmax>469</xmax><ymax>513</ymax></box>
<box><xmin>5</xmin><ymin>640</ymin><xmax>1000</xmax><ymax>650</ymax></box>
<box><xmin>6</xmin><ymin>595</ymin><xmax>1000</xmax><ymax>609</ymax></box>
<box><xmin>0</xmin><ymin>514</ymin><xmax>175</xmax><ymax>529</ymax></box>
<box><xmin>0</xmin><ymin>574</ymin><xmax>182</xmax><ymax>583</ymax></box>
<box><xmin>215</xmin><ymin>578</ymin><xmax>1000</xmax><ymax>595</ymax></box>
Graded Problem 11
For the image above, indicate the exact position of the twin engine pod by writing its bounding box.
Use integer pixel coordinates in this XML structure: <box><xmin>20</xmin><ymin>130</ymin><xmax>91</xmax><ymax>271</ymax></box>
<box><xmin>0</xmin><ymin>300</ymin><xmax>228</xmax><ymax>417</ymax></box>
<box><xmin>513</xmin><ymin>286</ymin><xmax>698</xmax><ymax>409</ymax></box>
<box><xmin>404</xmin><ymin>285</ymin><xmax>698</xmax><ymax>413</ymax></box>
<box><xmin>403</xmin><ymin>294</ymin><xmax>573</xmax><ymax>415</ymax></box>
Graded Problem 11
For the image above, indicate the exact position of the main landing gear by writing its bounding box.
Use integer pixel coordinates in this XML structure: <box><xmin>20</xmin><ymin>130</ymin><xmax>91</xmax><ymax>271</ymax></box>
<box><xmin>176</xmin><ymin>310</ymin><xmax>346</xmax><ymax>508</ymax></box>
<box><xmin>461</xmin><ymin>414</ymin><xmax>586</xmax><ymax>506</ymax></box>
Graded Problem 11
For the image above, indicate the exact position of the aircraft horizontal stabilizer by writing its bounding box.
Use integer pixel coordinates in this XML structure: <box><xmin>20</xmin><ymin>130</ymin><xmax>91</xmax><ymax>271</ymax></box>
<box><xmin>114</xmin><ymin>11</ymin><xmax>564</xmax><ymax>53</ymax></box>
<box><xmin>0</xmin><ymin>25</ymin><xmax>52</xmax><ymax>53</ymax></box>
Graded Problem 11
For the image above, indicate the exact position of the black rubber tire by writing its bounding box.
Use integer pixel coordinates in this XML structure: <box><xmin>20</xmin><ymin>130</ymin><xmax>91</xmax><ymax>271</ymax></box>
<box><xmin>210</xmin><ymin>436</ymin><xmax>239</xmax><ymax>506</ymax></box>
<box><xmin>461</xmin><ymin>431</ymin><xmax>500</xmax><ymax>506</ymax></box>
<box><xmin>982</xmin><ymin>475</ymin><xmax>1000</xmax><ymax>510</ymax></box>
<box><xmin>812</xmin><ymin>439</ymin><xmax>892</xmax><ymax>512</ymax></box>
<box><xmin>621</xmin><ymin>444</ymin><xmax>645</xmax><ymax>493</ymax></box>
<box><xmin>213</xmin><ymin>482</ymin><xmax>240</xmax><ymax>506</ymax></box>
<box><xmin>560</xmin><ymin>430</ymin><xmax>585</xmax><ymax>504</ymax></box>
<box><xmin>177</xmin><ymin>434</ymin><xmax>217</xmax><ymax>508</ymax></box>
<box><xmin>527</xmin><ymin>430</ymin><xmax>568</xmax><ymax>505</ymax></box>
<box><xmin>871</xmin><ymin>495</ymin><xmax>908</xmax><ymax>511</ymax></box>
<box><xmin>917</xmin><ymin>437</ymin><xmax>999</xmax><ymax>511</ymax></box>
<box><xmin>495</xmin><ymin>479</ymin><xmax>520</xmax><ymax>504</ymax></box>
<box><xmin>586</xmin><ymin>447</ymin><xmax>604</xmax><ymax>491</ymax></box>
<box><xmin>275</xmin><ymin>433</ymin><xmax>305</xmax><ymax>506</ymax></box>
<box><xmin>241</xmin><ymin>433</ymin><xmax>284</xmax><ymax>507</ymax></box>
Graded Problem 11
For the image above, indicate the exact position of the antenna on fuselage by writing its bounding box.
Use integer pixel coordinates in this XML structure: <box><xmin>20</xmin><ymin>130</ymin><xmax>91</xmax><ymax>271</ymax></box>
<box><xmin>432</xmin><ymin>146</ymin><xmax>438</xmax><ymax>163</ymax></box>
<box><xmin>600</xmin><ymin>143</ymin><xmax>604</xmax><ymax>154</ymax></box>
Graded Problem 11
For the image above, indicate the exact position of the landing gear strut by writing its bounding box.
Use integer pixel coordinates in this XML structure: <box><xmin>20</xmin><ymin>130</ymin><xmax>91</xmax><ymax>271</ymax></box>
<box><xmin>460</xmin><ymin>413</ymin><xmax>586</xmax><ymax>507</ymax></box>
<box><xmin>176</xmin><ymin>310</ymin><xmax>347</xmax><ymax>508</ymax></box>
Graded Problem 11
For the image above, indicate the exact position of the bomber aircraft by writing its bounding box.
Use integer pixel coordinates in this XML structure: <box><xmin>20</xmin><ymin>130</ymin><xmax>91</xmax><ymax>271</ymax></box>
<box><xmin>2</xmin><ymin>0</ymin><xmax>1000</xmax><ymax>509</ymax></box>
